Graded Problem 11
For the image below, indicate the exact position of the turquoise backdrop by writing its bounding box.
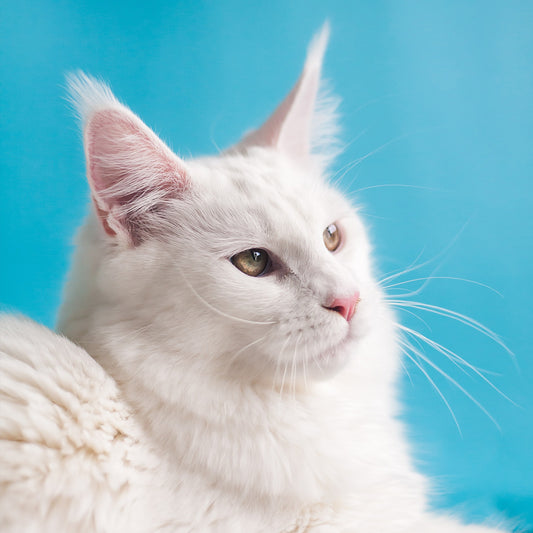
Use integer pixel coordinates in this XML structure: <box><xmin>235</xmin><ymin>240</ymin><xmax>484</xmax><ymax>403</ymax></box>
<box><xmin>1</xmin><ymin>1</ymin><xmax>532</xmax><ymax>529</ymax></box>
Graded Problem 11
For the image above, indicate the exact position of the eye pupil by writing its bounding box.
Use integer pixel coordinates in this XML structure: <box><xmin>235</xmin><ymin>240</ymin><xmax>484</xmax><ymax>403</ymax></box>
<box><xmin>231</xmin><ymin>248</ymin><xmax>271</xmax><ymax>277</ymax></box>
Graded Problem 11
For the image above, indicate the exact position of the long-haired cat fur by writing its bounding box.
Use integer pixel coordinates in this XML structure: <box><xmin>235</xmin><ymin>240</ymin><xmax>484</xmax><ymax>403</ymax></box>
<box><xmin>0</xmin><ymin>25</ymin><xmax>508</xmax><ymax>533</ymax></box>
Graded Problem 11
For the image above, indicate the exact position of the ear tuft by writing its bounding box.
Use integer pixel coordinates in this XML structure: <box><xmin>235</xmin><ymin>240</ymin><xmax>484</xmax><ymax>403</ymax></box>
<box><xmin>304</xmin><ymin>20</ymin><xmax>330</xmax><ymax>75</ymax></box>
<box><xmin>306</xmin><ymin>22</ymin><xmax>342</xmax><ymax>167</ymax></box>
<box><xmin>67</xmin><ymin>72</ymin><xmax>189</xmax><ymax>246</ymax></box>
<box><xmin>66</xmin><ymin>71</ymin><xmax>121</xmax><ymax>125</ymax></box>
<box><xmin>234</xmin><ymin>22</ymin><xmax>341</xmax><ymax>171</ymax></box>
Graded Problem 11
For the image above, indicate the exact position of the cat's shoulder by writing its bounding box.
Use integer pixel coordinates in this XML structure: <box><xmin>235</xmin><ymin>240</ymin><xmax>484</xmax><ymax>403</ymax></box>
<box><xmin>0</xmin><ymin>315</ymin><xmax>155</xmax><ymax>532</ymax></box>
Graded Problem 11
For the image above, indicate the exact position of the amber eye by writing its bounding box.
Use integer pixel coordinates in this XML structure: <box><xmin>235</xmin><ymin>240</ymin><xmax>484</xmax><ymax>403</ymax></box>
<box><xmin>231</xmin><ymin>249</ymin><xmax>272</xmax><ymax>277</ymax></box>
<box><xmin>323</xmin><ymin>223</ymin><xmax>341</xmax><ymax>252</ymax></box>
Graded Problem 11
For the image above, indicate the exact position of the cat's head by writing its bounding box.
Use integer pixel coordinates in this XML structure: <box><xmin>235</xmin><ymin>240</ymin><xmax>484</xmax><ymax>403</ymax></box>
<box><xmin>59</xmin><ymin>25</ymin><xmax>384</xmax><ymax>389</ymax></box>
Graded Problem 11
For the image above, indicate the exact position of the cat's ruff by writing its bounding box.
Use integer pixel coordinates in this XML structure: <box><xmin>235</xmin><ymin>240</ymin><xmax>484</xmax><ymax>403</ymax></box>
<box><xmin>0</xmin><ymin>24</ymin><xmax>506</xmax><ymax>532</ymax></box>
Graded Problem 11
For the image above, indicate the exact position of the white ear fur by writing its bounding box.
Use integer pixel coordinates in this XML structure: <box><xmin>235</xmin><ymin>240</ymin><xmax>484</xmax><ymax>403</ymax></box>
<box><xmin>67</xmin><ymin>72</ymin><xmax>189</xmax><ymax>246</ymax></box>
<box><xmin>237</xmin><ymin>22</ymin><xmax>340</xmax><ymax>168</ymax></box>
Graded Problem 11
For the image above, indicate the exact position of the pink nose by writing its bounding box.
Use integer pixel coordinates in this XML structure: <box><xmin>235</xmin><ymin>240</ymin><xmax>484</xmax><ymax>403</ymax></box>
<box><xmin>324</xmin><ymin>292</ymin><xmax>360</xmax><ymax>322</ymax></box>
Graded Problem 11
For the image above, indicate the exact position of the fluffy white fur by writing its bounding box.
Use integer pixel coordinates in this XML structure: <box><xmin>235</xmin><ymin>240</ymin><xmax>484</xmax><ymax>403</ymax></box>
<box><xmin>0</xmin><ymin>25</ymin><xmax>507</xmax><ymax>532</ymax></box>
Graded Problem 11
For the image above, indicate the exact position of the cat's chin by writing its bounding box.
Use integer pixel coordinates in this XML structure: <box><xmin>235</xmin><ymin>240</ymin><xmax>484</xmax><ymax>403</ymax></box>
<box><xmin>304</xmin><ymin>333</ymin><xmax>358</xmax><ymax>381</ymax></box>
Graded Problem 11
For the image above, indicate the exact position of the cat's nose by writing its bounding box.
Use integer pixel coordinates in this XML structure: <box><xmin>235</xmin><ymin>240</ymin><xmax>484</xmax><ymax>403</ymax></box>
<box><xmin>324</xmin><ymin>292</ymin><xmax>361</xmax><ymax>322</ymax></box>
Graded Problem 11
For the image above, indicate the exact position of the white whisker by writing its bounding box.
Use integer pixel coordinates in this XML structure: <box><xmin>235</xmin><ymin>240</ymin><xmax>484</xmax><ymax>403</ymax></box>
<box><xmin>398</xmin><ymin>335</ymin><xmax>500</xmax><ymax>430</ymax></box>
<box><xmin>333</xmin><ymin>134</ymin><xmax>414</xmax><ymax>192</ymax></box>
<box><xmin>399</xmin><ymin>341</ymin><xmax>461</xmax><ymax>434</ymax></box>
<box><xmin>354</xmin><ymin>183</ymin><xmax>442</xmax><ymax>194</ymax></box>
<box><xmin>228</xmin><ymin>334</ymin><xmax>270</xmax><ymax>368</ymax></box>
<box><xmin>389</xmin><ymin>300</ymin><xmax>514</xmax><ymax>360</ymax></box>
<box><xmin>400</xmin><ymin>358</ymin><xmax>414</xmax><ymax>385</ymax></box>
<box><xmin>398</xmin><ymin>324</ymin><xmax>517</xmax><ymax>406</ymax></box>
<box><xmin>290</xmin><ymin>334</ymin><xmax>302</xmax><ymax>400</ymax></box>
<box><xmin>277</xmin><ymin>334</ymin><xmax>293</xmax><ymax>399</ymax></box>
<box><xmin>177</xmin><ymin>267</ymin><xmax>276</xmax><ymax>326</ymax></box>
<box><xmin>379</xmin><ymin>251</ymin><xmax>429</xmax><ymax>287</ymax></box>
<box><xmin>380</xmin><ymin>219</ymin><xmax>472</xmax><ymax>287</ymax></box>
<box><xmin>383</xmin><ymin>276</ymin><xmax>503</xmax><ymax>297</ymax></box>
<box><xmin>302</xmin><ymin>342</ymin><xmax>309</xmax><ymax>390</ymax></box>
<box><xmin>393</xmin><ymin>306</ymin><xmax>432</xmax><ymax>331</ymax></box>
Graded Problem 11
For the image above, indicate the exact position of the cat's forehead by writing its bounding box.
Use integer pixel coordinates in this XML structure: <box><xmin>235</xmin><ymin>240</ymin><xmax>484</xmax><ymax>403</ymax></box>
<box><xmin>187</xmin><ymin>148</ymin><xmax>347</xmax><ymax>231</ymax></box>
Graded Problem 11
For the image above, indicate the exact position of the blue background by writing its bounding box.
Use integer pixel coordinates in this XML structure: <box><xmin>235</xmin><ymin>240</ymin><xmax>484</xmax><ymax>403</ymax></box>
<box><xmin>1</xmin><ymin>1</ymin><xmax>532</xmax><ymax>529</ymax></box>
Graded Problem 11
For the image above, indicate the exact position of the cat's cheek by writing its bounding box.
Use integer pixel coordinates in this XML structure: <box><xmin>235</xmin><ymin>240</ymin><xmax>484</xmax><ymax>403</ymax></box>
<box><xmin>349</xmin><ymin>304</ymin><xmax>373</xmax><ymax>342</ymax></box>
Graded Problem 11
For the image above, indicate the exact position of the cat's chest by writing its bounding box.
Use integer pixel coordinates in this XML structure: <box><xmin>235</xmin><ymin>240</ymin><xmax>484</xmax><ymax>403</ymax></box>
<box><xmin>141</xmin><ymin>378</ymin><xmax>394</xmax><ymax>506</ymax></box>
<box><xmin>140</xmin><ymin>380</ymin><xmax>423</xmax><ymax>533</ymax></box>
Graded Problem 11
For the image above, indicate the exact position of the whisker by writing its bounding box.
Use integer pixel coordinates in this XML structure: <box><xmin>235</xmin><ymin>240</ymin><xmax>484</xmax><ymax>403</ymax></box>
<box><xmin>393</xmin><ymin>307</ymin><xmax>490</xmax><ymax>379</ymax></box>
<box><xmin>393</xmin><ymin>306</ymin><xmax>432</xmax><ymax>331</ymax></box>
<box><xmin>81</xmin><ymin>323</ymin><xmax>152</xmax><ymax>347</ymax></box>
<box><xmin>333</xmin><ymin>133</ymin><xmax>413</xmax><ymax>192</ymax></box>
<box><xmin>354</xmin><ymin>183</ymin><xmax>443</xmax><ymax>194</ymax></box>
<box><xmin>227</xmin><ymin>334</ymin><xmax>270</xmax><ymax>368</ymax></box>
<box><xmin>400</xmin><ymin>358</ymin><xmax>415</xmax><ymax>386</ymax></box>
<box><xmin>177</xmin><ymin>267</ymin><xmax>276</xmax><ymax>326</ymax></box>
<box><xmin>208</xmin><ymin>113</ymin><xmax>224</xmax><ymax>154</ymax></box>
<box><xmin>290</xmin><ymin>334</ymin><xmax>302</xmax><ymax>400</ymax></box>
<box><xmin>380</xmin><ymin>219</ymin><xmax>472</xmax><ymax>287</ymax></box>
<box><xmin>277</xmin><ymin>334</ymin><xmax>293</xmax><ymax>399</ymax></box>
<box><xmin>302</xmin><ymin>342</ymin><xmax>309</xmax><ymax>390</ymax></box>
<box><xmin>330</xmin><ymin>130</ymin><xmax>368</xmax><ymax>187</ymax></box>
<box><xmin>311</xmin><ymin>346</ymin><xmax>324</xmax><ymax>374</ymax></box>
<box><xmin>397</xmin><ymin>335</ymin><xmax>501</xmax><ymax>430</ymax></box>
<box><xmin>398</xmin><ymin>324</ymin><xmax>517</xmax><ymax>406</ymax></box>
<box><xmin>379</xmin><ymin>250</ymin><xmax>429</xmax><ymax>287</ymax></box>
<box><xmin>389</xmin><ymin>300</ymin><xmax>514</xmax><ymax>361</ymax></box>
<box><xmin>383</xmin><ymin>276</ymin><xmax>503</xmax><ymax>298</ymax></box>
<box><xmin>357</xmin><ymin>210</ymin><xmax>391</xmax><ymax>221</ymax></box>
<box><xmin>399</xmin><ymin>342</ymin><xmax>462</xmax><ymax>434</ymax></box>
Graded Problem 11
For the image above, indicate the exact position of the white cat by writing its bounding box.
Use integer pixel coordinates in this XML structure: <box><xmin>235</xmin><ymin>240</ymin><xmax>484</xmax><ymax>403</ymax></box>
<box><xmin>0</xmin><ymin>25</ymin><xmax>508</xmax><ymax>532</ymax></box>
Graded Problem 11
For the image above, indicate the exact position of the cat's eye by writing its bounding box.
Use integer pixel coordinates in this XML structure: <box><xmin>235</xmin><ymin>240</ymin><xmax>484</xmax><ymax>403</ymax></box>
<box><xmin>231</xmin><ymin>249</ymin><xmax>272</xmax><ymax>277</ymax></box>
<box><xmin>323</xmin><ymin>223</ymin><xmax>341</xmax><ymax>252</ymax></box>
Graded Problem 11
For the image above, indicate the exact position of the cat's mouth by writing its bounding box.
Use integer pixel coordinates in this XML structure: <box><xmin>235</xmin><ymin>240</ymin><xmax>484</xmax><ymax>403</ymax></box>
<box><xmin>297</xmin><ymin>298</ymin><xmax>369</xmax><ymax>376</ymax></box>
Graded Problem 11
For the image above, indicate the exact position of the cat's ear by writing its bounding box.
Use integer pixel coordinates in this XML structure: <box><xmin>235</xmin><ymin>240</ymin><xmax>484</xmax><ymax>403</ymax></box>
<box><xmin>67</xmin><ymin>73</ymin><xmax>189</xmax><ymax>246</ymax></box>
<box><xmin>236</xmin><ymin>22</ymin><xmax>339</xmax><ymax>167</ymax></box>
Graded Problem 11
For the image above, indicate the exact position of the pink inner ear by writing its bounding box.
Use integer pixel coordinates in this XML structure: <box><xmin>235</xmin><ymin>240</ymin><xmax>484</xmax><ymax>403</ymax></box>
<box><xmin>85</xmin><ymin>108</ymin><xmax>189</xmax><ymax>244</ymax></box>
<box><xmin>87</xmin><ymin>109</ymin><xmax>188</xmax><ymax>199</ymax></box>
<box><xmin>276</xmin><ymin>70</ymin><xmax>319</xmax><ymax>159</ymax></box>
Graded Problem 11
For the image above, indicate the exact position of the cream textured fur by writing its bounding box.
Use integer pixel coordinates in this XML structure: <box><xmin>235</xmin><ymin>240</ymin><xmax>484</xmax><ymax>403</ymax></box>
<box><xmin>0</xmin><ymin>25</ymin><xmax>507</xmax><ymax>532</ymax></box>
